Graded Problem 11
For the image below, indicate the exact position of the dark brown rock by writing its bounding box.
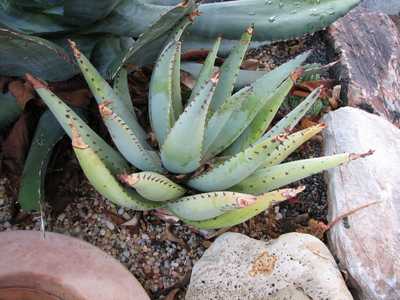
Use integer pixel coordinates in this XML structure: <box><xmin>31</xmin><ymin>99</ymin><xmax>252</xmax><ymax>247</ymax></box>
<box><xmin>328</xmin><ymin>8</ymin><xmax>400</xmax><ymax>127</ymax></box>
<box><xmin>0</xmin><ymin>230</ymin><xmax>150</xmax><ymax>300</ymax></box>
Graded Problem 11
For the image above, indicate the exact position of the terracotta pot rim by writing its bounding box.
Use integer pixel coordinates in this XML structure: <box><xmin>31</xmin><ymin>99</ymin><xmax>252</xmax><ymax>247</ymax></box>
<box><xmin>0</xmin><ymin>230</ymin><xmax>150</xmax><ymax>300</ymax></box>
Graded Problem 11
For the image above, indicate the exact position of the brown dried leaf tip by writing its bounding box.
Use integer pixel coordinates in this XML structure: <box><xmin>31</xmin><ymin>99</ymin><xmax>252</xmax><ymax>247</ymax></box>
<box><xmin>98</xmin><ymin>100</ymin><xmax>113</xmax><ymax>118</ymax></box>
<box><xmin>178</xmin><ymin>0</ymin><xmax>190</xmax><ymax>8</ymax></box>
<box><xmin>246</xmin><ymin>25</ymin><xmax>254</xmax><ymax>35</ymax></box>
<box><xmin>272</xmin><ymin>133</ymin><xmax>288</xmax><ymax>143</ymax></box>
<box><xmin>69</xmin><ymin>122</ymin><xmax>88</xmax><ymax>149</ymax></box>
<box><xmin>68</xmin><ymin>39</ymin><xmax>81</xmax><ymax>59</ymax></box>
<box><xmin>211</xmin><ymin>71</ymin><xmax>220</xmax><ymax>84</ymax></box>
<box><xmin>236</xmin><ymin>195</ymin><xmax>257</xmax><ymax>208</ymax></box>
<box><xmin>118</xmin><ymin>173</ymin><xmax>139</xmax><ymax>186</ymax></box>
<box><xmin>188</xmin><ymin>10</ymin><xmax>201</xmax><ymax>22</ymax></box>
<box><xmin>25</xmin><ymin>74</ymin><xmax>48</xmax><ymax>89</ymax></box>
<box><xmin>280</xmin><ymin>186</ymin><xmax>306</xmax><ymax>199</ymax></box>
<box><xmin>291</xmin><ymin>67</ymin><xmax>305</xmax><ymax>82</ymax></box>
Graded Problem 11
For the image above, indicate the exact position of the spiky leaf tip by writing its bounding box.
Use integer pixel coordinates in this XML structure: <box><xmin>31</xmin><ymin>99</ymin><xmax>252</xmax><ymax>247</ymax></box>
<box><xmin>209</xmin><ymin>26</ymin><xmax>253</xmax><ymax>113</ymax></box>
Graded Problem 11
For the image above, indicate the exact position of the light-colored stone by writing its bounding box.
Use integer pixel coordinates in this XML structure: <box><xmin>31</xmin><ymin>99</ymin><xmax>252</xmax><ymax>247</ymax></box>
<box><xmin>186</xmin><ymin>232</ymin><xmax>352</xmax><ymax>300</ymax></box>
<box><xmin>323</xmin><ymin>107</ymin><xmax>400</xmax><ymax>299</ymax></box>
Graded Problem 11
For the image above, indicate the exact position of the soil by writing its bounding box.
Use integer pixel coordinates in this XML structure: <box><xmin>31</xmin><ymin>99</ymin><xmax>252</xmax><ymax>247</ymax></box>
<box><xmin>0</xmin><ymin>33</ymin><xmax>334</xmax><ymax>300</ymax></box>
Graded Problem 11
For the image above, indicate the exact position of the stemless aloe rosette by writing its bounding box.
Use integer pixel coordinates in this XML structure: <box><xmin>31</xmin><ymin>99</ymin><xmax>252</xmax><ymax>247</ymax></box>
<box><xmin>26</xmin><ymin>20</ymin><xmax>370</xmax><ymax>229</ymax></box>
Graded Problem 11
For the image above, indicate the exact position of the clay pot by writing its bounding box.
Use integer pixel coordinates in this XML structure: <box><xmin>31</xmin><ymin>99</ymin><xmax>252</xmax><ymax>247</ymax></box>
<box><xmin>0</xmin><ymin>230</ymin><xmax>150</xmax><ymax>300</ymax></box>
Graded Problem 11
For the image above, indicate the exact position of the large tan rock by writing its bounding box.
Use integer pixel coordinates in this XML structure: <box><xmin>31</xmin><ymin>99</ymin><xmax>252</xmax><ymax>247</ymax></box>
<box><xmin>186</xmin><ymin>232</ymin><xmax>352</xmax><ymax>300</ymax></box>
<box><xmin>323</xmin><ymin>107</ymin><xmax>400</xmax><ymax>299</ymax></box>
<box><xmin>0</xmin><ymin>230</ymin><xmax>149</xmax><ymax>300</ymax></box>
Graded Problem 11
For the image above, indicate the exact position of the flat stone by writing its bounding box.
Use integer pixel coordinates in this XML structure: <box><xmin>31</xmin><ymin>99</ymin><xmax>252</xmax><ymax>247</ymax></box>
<box><xmin>0</xmin><ymin>230</ymin><xmax>150</xmax><ymax>300</ymax></box>
<box><xmin>327</xmin><ymin>8</ymin><xmax>400</xmax><ymax>127</ymax></box>
<box><xmin>323</xmin><ymin>107</ymin><xmax>400</xmax><ymax>300</ymax></box>
<box><xmin>186</xmin><ymin>232</ymin><xmax>352</xmax><ymax>300</ymax></box>
<box><xmin>361</xmin><ymin>0</ymin><xmax>400</xmax><ymax>15</ymax></box>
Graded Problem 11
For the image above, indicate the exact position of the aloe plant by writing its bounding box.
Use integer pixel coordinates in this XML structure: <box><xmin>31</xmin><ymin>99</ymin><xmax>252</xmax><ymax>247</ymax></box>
<box><xmin>0</xmin><ymin>0</ymin><xmax>360</xmax><ymax>80</ymax></box>
<box><xmin>27</xmin><ymin>25</ymin><xmax>369</xmax><ymax>229</ymax></box>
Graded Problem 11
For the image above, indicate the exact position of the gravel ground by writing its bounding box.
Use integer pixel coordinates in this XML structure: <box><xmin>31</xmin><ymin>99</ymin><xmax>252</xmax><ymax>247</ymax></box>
<box><xmin>0</xmin><ymin>34</ymin><xmax>331</xmax><ymax>299</ymax></box>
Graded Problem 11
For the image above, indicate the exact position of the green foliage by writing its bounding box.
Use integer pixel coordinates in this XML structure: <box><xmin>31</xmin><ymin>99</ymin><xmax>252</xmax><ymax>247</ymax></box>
<box><xmin>18</xmin><ymin>110</ymin><xmax>64</xmax><ymax>212</ymax></box>
<box><xmin>0</xmin><ymin>93</ymin><xmax>22</xmax><ymax>131</ymax></box>
<box><xmin>0</xmin><ymin>0</ymin><xmax>360</xmax><ymax>80</ymax></box>
<box><xmin>29</xmin><ymin>24</ymin><xmax>367</xmax><ymax>229</ymax></box>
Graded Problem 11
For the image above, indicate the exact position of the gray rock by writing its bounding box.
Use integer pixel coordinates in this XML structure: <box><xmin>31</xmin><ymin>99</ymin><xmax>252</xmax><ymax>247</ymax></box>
<box><xmin>186</xmin><ymin>232</ymin><xmax>352</xmax><ymax>300</ymax></box>
<box><xmin>327</xmin><ymin>8</ymin><xmax>400</xmax><ymax>127</ymax></box>
<box><xmin>361</xmin><ymin>0</ymin><xmax>400</xmax><ymax>15</ymax></box>
<box><xmin>323</xmin><ymin>107</ymin><xmax>400</xmax><ymax>299</ymax></box>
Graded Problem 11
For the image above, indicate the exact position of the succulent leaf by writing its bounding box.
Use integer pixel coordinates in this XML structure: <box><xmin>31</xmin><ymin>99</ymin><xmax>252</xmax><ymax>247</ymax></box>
<box><xmin>119</xmin><ymin>171</ymin><xmax>186</xmax><ymax>202</ymax></box>
<box><xmin>84</xmin><ymin>0</ymin><xmax>359</xmax><ymax>43</ymax></box>
<box><xmin>171</xmin><ymin>42</ymin><xmax>183</xmax><ymax>120</ymax></box>
<box><xmin>0</xmin><ymin>2</ymin><xmax>73</xmax><ymax>35</ymax></box>
<box><xmin>161</xmin><ymin>75</ymin><xmax>218</xmax><ymax>174</ymax></box>
<box><xmin>260</xmin><ymin>87</ymin><xmax>322</xmax><ymax>141</ymax></box>
<box><xmin>203</xmin><ymin>86</ymin><xmax>253</xmax><ymax>158</ymax></box>
<box><xmin>188</xmin><ymin>135</ymin><xmax>281</xmax><ymax>192</ymax></box>
<box><xmin>168</xmin><ymin>15</ymin><xmax>195</xmax><ymax>118</ymax></box>
<box><xmin>182</xmin><ymin>34</ymin><xmax>269</xmax><ymax>57</ymax></box>
<box><xmin>190</xmin><ymin>0</ymin><xmax>361</xmax><ymax>41</ymax></box>
<box><xmin>18</xmin><ymin>110</ymin><xmax>64</xmax><ymax>212</ymax></box>
<box><xmin>181</xmin><ymin>61</ymin><xmax>268</xmax><ymax>90</ymax></box>
<box><xmin>209</xmin><ymin>27</ymin><xmax>253</xmax><ymax>113</ymax></box>
<box><xmin>113</xmin><ymin>67</ymin><xmax>136</xmax><ymax>119</ymax></box>
<box><xmin>28</xmin><ymin>76</ymin><xmax>160</xmax><ymax>210</ymax></box>
<box><xmin>90</xmin><ymin>36</ymin><xmax>135</xmax><ymax>78</ymax></box>
<box><xmin>259</xmin><ymin>124</ymin><xmax>326</xmax><ymax>169</ymax></box>
<box><xmin>223</xmin><ymin>77</ymin><xmax>294</xmax><ymax>155</ymax></box>
<box><xmin>149</xmin><ymin>41</ymin><xmax>182</xmax><ymax>145</ymax></box>
<box><xmin>232</xmin><ymin>154</ymin><xmax>356</xmax><ymax>194</ymax></box>
<box><xmin>97</xmin><ymin>105</ymin><xmax>163</xmax><ymax>172</ymax></box>
<box><xmin>0</xmin><ymin>28</ymin><xmax>77</xmax><ymax>81</ymax></box>
<box><xmin>64</xmin><ymin>0</ymin><xmax>122</xmax><ymax>25</ymax></box>
<box><xmin>167</xmin><ymin>191</ymin><xmax>257</xmax><ymax>221</ymax></box>
<box><xmin>70</xmin><ymin>41</ymin><xmax>163</xmax><ymax>172</ymax></box>
<box><xmin>106</xmin><ymin>0</ymin><xmax>198</xmax><ymax>79</ymax></box>
<box><xmin>26</xmin><ymin>74</ymin><xmax>129</xmax><ymax>175</ymax></box>
<box><xmin>72</xmin><ymin>129</ymin><xmax>161</xmax><ymax>210</ymax></box>
<box><xmin>188</xmin><ymin>37</ymin><xmax>221</xmax><ymax>102</ymax></box>
<box><xmin>182</xmin><ymin>187</ymin><xmax>305</xmax><ymax>229</ymax></box>
<box><xmin>203</xmin><ymin>52</ymin><xmax>309</xmax><ymax>159</ymax></box>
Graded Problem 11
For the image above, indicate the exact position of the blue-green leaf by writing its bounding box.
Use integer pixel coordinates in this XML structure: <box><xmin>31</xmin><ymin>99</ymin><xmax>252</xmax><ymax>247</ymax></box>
<box><xmin>161</xmin><ymin>75</ymin><xmax>219</xmax><ymax>174</ymax></box>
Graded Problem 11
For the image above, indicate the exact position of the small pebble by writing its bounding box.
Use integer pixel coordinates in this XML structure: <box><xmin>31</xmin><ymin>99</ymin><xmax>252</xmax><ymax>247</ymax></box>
<box><xmin>105</xmin><ymin>220</ymin><xmax>115</xmax><ymax>231</ymax></box>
